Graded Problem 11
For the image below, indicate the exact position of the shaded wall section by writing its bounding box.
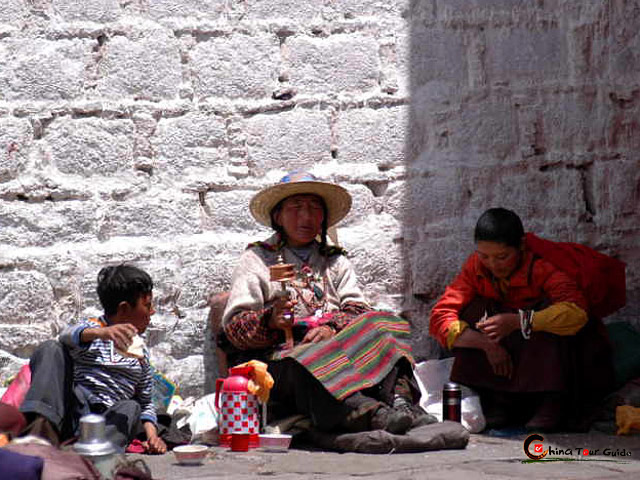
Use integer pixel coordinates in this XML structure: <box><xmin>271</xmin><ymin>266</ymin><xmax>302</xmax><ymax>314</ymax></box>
<box><xmin>405</xmin><ymin>0</ymin><xmax>640</xmax><ymax>360</ymax></box>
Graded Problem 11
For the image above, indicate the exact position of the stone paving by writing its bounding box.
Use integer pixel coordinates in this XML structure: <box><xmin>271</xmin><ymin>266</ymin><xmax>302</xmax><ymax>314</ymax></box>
<box><xmin>132</xmin><ymin>430</ymin><xmax>640</xmax><ymax>479</ymax></box>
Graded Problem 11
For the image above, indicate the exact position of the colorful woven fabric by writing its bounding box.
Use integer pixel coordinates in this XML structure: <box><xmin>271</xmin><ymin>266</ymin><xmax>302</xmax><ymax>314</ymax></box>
<box><xmin>272</xmin><ymin>311</ymin><xmax>414</xmax><ymax>400</ymax></box>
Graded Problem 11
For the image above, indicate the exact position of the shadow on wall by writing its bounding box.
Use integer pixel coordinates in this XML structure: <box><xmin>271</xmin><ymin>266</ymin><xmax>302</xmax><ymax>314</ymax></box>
<box><xmin>404</xmin><ymin>1</ymin><xmax>640</xmax><ymax>361</ymax></box>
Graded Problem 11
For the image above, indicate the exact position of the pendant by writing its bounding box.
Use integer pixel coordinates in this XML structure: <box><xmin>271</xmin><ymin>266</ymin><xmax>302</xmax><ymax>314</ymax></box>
<box><xmin>313</xmin><ymin>284</ymin><xmax>324</xmax><ymax>300</ymax></box>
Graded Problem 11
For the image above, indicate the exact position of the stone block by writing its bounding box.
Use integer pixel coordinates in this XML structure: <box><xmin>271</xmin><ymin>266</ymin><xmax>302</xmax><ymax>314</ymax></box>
<box><xmin>45</xmin><ymin>117</ymin><xmax>135</xmax><ymax>176</ymax></box>
<box><xmin>145</xmin><ymin>0</ymin><xmax>225</xmax><ymax>20</ymax></box>
<box><xmin>0</xmin><ymin>271</ymin><xmax>55</xmax><ymax>326</ymax></box>
<box><xmin>190</xmin><ymin>33</ymin><xmax>279</xmax><ymax>100</ymax></box>
<box><xmin>0</xmin><ymin>38</ymin><xmax>91</xmax><ymax>101</ymax></box>
<box><xmin>230</xmin><ymin>0</ymin><xmax>324</xmax><ymax>22</ymax></box>
<box><xmin>402</xmin><ymin>25</ymin><xmax>467</xmax><ymax>89</ymax></box>
<box><xmin>150</xmin><ymin>353</ymin><xmax>204</xmax><ymax>398</ymax></box>
<box><xmin>0</xmin><ymin>0</ymin><xmax>28</xmax><ymax>24</ymax></box>
<box><xmin>51</xmin><ymin>0</ymin><xmax>122</xmax><ymax>22</ymax></box>
<box><xmin>327</xmin><ymin>0</ymin><xmax>408</xmax><ymax>19</ymax></box>
<box><xmin>288</xmin><ymin>34</ymin><xmax>379</xmax><ymax>95</ymax></box>
<box><xmin>0</xmin><ymin>199</ymin><xmax>99</xmax><ymax>247</ymax></box>
<box><xmin>523</xmin><ymin>89</ymin><xmax>610</xmax><ymax>153</ymax></box>
<box><xmin>151</xmin><ymin>112</ymin><xmax>227</xmax><ymax>177</ymax></box>
<box><xmin>0</xmin><ymin>118</ymin><xmax>32</xmax><ymax>182</ymax></box>
<box><xmin>201</xmin><ymin>189</ymin><xmax>264</xmax><ymax>233</ymax></box>
<box><xmin>591</xmin><ymin>158</ymin><xmax>640</xmax><ymax>225</ymax></box>
<box><xmin>341</xmin><ymin>183</ymin><xmax>376</xmax><ymax>227</ymax></box>
<box><xmin>431</xmin><ymin>95</ymin><xmax>518</xmax><ymax>159</ymax></box>
<box><xmin>405</xmin><ymin>220</ymin><xmax>472</xmax><ymax>299</ymax></box>
<box><xmin>485</xmin><ymin>27</ymin><xmax>569</xmax><ymax>84</ymax></box>
<box><xmin>94</xmin><ymin>29</ymin><xmax>182</xmax><ymax>100</ymax></box>
<box><xmin>336</xmin><ymin>105</ymin><xmax>408</xmax><ymax>167</ymax></box>
<box><xmin>610</xmin><ymin>0</ymin><xmax>640</xmax><ymax>81</ymax></box>
<box><xmin>0</xmin><ymin>350</ymin><xmax>28</xmax><ymax>384</ymax></box>
<box><xmin>0</xmin><ymin>324</ymin><xmax>56</xmax><ymax>358</ymax></box>
<box><xmin>340</xmin><ymin>214</ymin><xmax>404</xmax><ymax>300</ymax></box>
<box><xmin>98</xmin><ymin>188</ymin><xmax>202</xmax><ymax>240</ymax></box>
<box><xmin>244</xmin><ymin>109</ymin><xmax>332</xmax><ymax>175</ymax></box>
<box><xmin>381</xmin><ymin>179</ymin><xmax>407</xmax><ymax>219</ymax></box>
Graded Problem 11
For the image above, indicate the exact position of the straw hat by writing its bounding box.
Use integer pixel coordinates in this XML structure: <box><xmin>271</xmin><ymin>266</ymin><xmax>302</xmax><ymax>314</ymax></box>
<box><xmin>250</xmin><ymin>171</ymin><xmax>352</xmax><ymax>228</ymax></box>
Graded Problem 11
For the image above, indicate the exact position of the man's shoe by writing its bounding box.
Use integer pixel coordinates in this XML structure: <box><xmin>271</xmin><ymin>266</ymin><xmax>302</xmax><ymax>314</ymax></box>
<box><xmin>395</xmin><ymin>402</ymin><xmax>438</xmax><ymax>429</ymax></box>
<box><xmin>371</xmin><ymin>406</ymin><xmax>412</xmax><ymax>435</ymax></box>
<box><xmin>21</xmin><ymin>415</ymin><xmax>60</xmax><ymax>447</ymax></box>
<box><xmin>525</xmin><ymin>394</ymin><xmax>564</xmax><ymax>432</ymax></box>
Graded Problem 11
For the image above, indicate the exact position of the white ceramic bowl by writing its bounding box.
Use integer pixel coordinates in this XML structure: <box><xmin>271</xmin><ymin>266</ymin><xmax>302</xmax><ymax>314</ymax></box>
<box><xmin>259</xmin><ymin>433</ymin><xmax>292</xmax><ymax>452</ymax></box>
<box><xmin>173</xmin><ymin>444</ymin><xmax>209</xmax><ymax>465</ymax></box>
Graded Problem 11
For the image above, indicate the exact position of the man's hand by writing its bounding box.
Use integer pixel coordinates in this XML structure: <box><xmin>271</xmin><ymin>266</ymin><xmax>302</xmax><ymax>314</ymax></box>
<box><xmin>483</xmin><ymin>342</ymin><xmax>513</xmax><ymax>378</ymax></box>
<box><xmin>145</xmin><ymin>435</ymin><xmax>167</xmax><ymax>454</ymax></box>
<box><xmin>81</xmin><ymin>323</ymin><xmax>138</xmax><ymax>351</ymax></box>
<box><xmin>143</xmin><ymin>422</ymin><xmax>167</xmax><ymax>454</ymax></box>
<box><xmin>477</xmin><ymin>313</ymin><xmax>520</xmax><ymax>342</ymax></box>
<box><xmin>301</xmin><ymin>325</ymin><xmax>334</xmax><ymax>344</ymax></box>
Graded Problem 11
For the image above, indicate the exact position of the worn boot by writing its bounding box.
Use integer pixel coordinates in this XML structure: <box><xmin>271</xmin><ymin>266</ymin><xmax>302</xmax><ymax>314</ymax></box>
<box><xmin>393</xmin><ymin>396</ymin><xmax>437</xmax><ymax>429</ymax></box>
<box><xmin>370</xmin><ymin>406</ymin><xmax>413</xmax><ymax>435</ymax></box>
<box><xmin>21</xmin><ymin>415</ymin><xmax>60</xmax><ymax>447</ymax></box>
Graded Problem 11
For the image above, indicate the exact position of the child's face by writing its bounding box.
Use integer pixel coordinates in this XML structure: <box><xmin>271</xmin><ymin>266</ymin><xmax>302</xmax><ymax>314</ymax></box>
<box><xmin>124</xmin><ymin>293</ymin><xmax>155</xmax><ymax>334</ymax></box>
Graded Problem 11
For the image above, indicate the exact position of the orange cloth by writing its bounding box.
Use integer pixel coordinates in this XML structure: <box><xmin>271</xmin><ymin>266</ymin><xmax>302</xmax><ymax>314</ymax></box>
<box><xmin>430</xmin><ymin>250</ymin><xmax>589</xmax><ymax>349</ymax></box>
<box><xmin>616</xmin><ymin>405</ymin><xmax>640</xmax><ymax>435</ymax></box>
<box><xmin>235</xmin><ymin>360</ymin><xmax>274</xmax><ymax>403</ymax></box>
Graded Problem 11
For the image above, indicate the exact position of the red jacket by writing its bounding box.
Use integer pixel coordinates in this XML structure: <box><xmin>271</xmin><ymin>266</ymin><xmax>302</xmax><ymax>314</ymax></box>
<box><xmin>429</xmin><ymin>250</ymin><xmax>588</xmax><ymax>348</ymax></box>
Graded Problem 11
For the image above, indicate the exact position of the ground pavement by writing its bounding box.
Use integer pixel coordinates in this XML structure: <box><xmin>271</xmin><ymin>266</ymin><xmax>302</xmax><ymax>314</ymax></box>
<box><xmin>131</xmin><ymin>430</ymin><xmax>640</xmax><ymax>479</ymax></box>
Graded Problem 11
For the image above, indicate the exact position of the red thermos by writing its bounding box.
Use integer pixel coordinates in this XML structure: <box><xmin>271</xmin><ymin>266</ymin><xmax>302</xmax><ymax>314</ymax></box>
<box><xmin>215</xmin><ymin>365</ymin><xmax>260</xmax><ymax>448</ymax></box>
<box><xmin>442</xmin><ymin>382</ymin><xmax>462</xmax><ymax>422</ymax></box>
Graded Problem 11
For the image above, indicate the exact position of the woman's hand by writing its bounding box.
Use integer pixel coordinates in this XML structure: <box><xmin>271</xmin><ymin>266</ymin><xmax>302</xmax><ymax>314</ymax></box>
<box><xmin>268</xmin><ymin>295</ymin><xmax>296</xmax><ymax>331</ymax></box>
<box><xmin>483</xmin><ymin>342</ymin><xmax>513</xmax><ymax>378</ymax></box>
<box><xmin>302</xmin><ymin>325</ymin><xmax>334</xmax><ymax>344</ymax></box>
<box><xmin>477</xmin><ymin>313</ymin><xmax>520</xmax><ymax>342</ymax></box>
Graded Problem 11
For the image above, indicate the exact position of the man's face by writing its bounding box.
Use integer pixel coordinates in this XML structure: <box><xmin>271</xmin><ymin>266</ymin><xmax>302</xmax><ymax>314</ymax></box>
<box><xmin>124</xmin><ymin>292</ymin><xmax>155</xmax><ymax>333</ymax></box>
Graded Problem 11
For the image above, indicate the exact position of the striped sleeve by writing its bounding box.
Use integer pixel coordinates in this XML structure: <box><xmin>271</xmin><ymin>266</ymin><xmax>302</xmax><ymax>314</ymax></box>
<box><xmin>136</xmin><ymin>352</ymin><xmax>157</xmax><ymax>424</ymax></box>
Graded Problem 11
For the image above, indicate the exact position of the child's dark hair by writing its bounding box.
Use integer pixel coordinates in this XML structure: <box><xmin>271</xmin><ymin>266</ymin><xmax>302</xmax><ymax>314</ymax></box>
<box><xmin>474</xmin><ymin>208</ymin><xmax>525</xmax><ymax>248</ymax></box>
<box><xmin>97</xmin><ymin>264</ymin><xmax>153</xmax><ymax>316</ymax></box>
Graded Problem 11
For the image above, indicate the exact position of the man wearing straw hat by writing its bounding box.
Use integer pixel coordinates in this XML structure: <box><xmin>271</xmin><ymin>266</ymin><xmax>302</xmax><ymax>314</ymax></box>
<box><xmin>221</xmin><ymin>171</ymin><xmax>435</xmax><ymax>435</ymax></box>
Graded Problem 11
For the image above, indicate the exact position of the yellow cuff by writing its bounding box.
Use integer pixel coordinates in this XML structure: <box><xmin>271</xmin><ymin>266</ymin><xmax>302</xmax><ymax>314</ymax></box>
<box><xmin>446</xmin><ymin>320</ymin><xmax>470</xmax><ymax>349</ymax></box>
<box><xmin>531</xmin><ymin>302</ymin><xmax>588</xmax><ymax>336</ymax></box>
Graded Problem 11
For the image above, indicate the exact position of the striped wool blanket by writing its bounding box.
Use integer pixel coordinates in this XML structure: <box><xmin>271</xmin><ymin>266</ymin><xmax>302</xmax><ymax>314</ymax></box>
<box><xmin>271</xmin><ymin>311</ymin><xmax>414</xmax><ymax>400</ymax></box>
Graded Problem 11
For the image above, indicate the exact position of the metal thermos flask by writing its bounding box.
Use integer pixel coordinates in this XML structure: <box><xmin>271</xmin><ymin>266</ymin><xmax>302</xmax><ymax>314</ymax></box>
<box><xmin>442</xmin><ymin>382</ymin><xmax>462</xmax><ymax>422</ymax></box>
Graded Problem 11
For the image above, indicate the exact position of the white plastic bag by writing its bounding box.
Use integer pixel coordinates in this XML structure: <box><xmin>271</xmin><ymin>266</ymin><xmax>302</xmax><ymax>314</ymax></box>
<box><xmin>414</xmin><ymin>358</ymin><xmax>486</xmax><ymax>433</ymax></box>
<box><xmin>185</xmin><ymin>393</ymin><xmax>220</xmax><ymax>444</ymax></box>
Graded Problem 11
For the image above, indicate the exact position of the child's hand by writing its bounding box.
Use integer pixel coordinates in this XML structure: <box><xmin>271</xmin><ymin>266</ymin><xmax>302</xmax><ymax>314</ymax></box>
<box><xmin>144</xmin><ymin>435</ymin><xmax>167</xmax><ymax>454</ymax></box>
<box><xmin>100</xmin><ymin>323</ymin><xmax>138</xmax><ymax>351</ymax></box>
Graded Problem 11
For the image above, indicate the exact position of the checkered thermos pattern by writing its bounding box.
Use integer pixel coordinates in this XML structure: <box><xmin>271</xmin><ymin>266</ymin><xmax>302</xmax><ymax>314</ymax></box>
<box><xmin>219</xmin><ymin>391</ymin><xmax>260</xmax><ymax>435</ymax></box>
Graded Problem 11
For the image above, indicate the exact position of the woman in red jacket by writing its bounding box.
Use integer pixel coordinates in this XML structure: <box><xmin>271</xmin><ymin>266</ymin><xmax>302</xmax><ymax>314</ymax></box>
<box><xmin>430</xmin><ymin>208</ymin><xmax>613</xmax><ymax>431</ymax></box>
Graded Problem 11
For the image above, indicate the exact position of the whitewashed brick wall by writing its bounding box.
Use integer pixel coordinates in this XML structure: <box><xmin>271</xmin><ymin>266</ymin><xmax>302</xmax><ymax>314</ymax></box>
<box><xmin>1</xmin><ymin>1</ymin><xmax>638</xmax><ymax>397</ymax></box>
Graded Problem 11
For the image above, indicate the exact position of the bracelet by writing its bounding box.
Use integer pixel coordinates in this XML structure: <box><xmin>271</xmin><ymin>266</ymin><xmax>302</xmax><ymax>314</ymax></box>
<box><xmin>519</xmin><ymin>309</ymin><xmax>533</xmax><ymax>339</ymax></box>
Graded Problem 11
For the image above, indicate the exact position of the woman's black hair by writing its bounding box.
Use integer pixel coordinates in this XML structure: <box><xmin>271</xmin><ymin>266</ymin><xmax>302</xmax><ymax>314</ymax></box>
<box><xmin>474</xmin><ymin>208</ymin><xmax>525</xmax><ymax>248</ymax></box>
<box><xmin>270</xmin><ymin>194</ymin><xmax>330</xmax><ymax>254</ymax></box>
<box><xmin>97</xmin><ymin>264</ymin><xmax>153</xmax><ymax>316</ymax></box>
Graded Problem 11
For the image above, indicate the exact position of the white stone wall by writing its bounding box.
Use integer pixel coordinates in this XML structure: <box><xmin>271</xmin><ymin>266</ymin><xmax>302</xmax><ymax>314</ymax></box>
<box><xmin>1</xmin><ymin>1</ymin><xmax>638</xmax><ymax>396</ymax></box>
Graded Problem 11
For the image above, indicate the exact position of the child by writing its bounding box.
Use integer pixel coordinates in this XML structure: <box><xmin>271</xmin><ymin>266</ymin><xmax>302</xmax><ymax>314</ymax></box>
<box><xmin>20</xmin><ymin>264</ymin><xmax>166</xmax><ymax>453</ymax></box>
